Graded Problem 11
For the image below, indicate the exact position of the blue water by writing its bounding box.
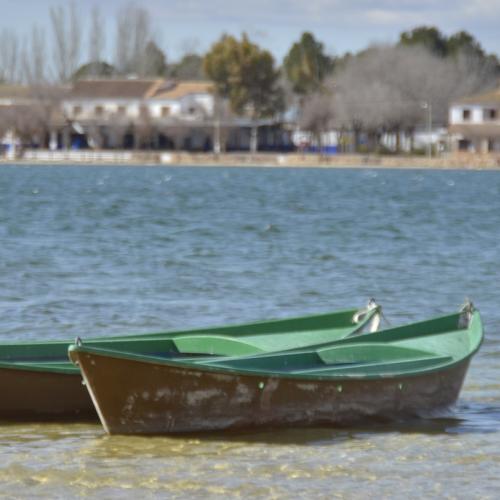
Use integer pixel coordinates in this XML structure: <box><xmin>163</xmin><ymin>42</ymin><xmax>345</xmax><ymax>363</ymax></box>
<box><xmin>0</xmin><ymin>165</ymin><xmax>499</xmax><ymax>497</ymax></box>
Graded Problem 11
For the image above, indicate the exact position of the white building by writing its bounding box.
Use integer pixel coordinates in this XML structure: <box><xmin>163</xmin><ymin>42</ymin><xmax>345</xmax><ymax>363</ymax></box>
<box><xmin>449</xmin><ymin>87</ymin><xmax>500</xmax><ymax>153</ymax></box>
<box><xmin>60</xmin><ymin>78</ymin><xmax>291</xmax><ymax>152</ymax></box>
<box><xmin>62</xmin><ymin>79</ymin><xmax>216</xmax><ymax>150</ymax></box>
<box><xmin>0</xmin><ymin>79</ymin><xmax>294</xmax><ymax>156</ymax></box>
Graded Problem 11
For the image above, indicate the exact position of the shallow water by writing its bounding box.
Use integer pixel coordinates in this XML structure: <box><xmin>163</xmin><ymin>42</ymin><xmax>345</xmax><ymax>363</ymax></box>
<box><xmin>0</xmin><ymin>165</ymin><xmax>499</xmax><ymax>498</ymax></box>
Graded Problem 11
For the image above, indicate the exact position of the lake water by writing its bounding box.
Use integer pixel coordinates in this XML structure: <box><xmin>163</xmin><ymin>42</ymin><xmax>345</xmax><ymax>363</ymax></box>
<box><xmin>0</xmin><ymin>164</ymin><xmax>499</xmax><ymax>498</ymax></box>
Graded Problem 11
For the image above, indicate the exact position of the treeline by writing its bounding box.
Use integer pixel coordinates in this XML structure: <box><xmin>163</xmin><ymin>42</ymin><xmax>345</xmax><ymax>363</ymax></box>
<box><xmin>0</xmin><ymin>4</ymin><xmax>206</xmax><ymax>84</ymax></box>
<box><xmin>1</xmin><ymin>4</ymin><xmax>499</xmax><ymax>153</ymax></box>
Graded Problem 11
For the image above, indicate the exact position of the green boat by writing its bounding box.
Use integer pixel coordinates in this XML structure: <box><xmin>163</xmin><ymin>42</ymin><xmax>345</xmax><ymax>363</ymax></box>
<box><xmin>0</xmin><ymin>303</ymin><xmax>379</xmax><ymax>420</ymax></box>
<box><xmin>68</xmin><ymin>303</ymin><xmax>482</xmax><ymax>434</ymax></box>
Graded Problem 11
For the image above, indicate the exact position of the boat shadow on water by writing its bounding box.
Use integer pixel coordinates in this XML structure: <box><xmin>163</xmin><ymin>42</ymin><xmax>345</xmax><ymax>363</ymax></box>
<box><xmin>81</xmin><ymin>401</ymin><xmax>500</xmax><ymax>452</ymax></box>
<box><xmin>1</xmin><ymin>401</ymin><xmax>496</xmax><ymax>448</ymax></box>
<box><xmin>160</xmin><ymin>407</ymin><xmax>499</xmax><ymax>446</ymax></box>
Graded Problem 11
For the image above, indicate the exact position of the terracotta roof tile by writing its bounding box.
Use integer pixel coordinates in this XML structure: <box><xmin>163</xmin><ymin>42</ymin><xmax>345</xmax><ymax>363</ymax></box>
<box><xmin>151</xmin><ymin>81</ymin><xmax>213</xmax><ymax>100</ymax></box>
<box><xmin>455</xmin><ymin>87</ymin><xmax>500</xmax><ymax>105</ymax></box>
<box><xmin>0</xmin><ymin>85</ymin><xmax>32</xmax><ymax>100</ymax></box>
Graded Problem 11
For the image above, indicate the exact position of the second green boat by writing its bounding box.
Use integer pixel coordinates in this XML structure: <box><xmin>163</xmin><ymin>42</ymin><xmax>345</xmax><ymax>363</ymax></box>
<box><xmin>0</xmin><ymin>302</ymin><xmax>379</xmax><ymax>420</ymax></box>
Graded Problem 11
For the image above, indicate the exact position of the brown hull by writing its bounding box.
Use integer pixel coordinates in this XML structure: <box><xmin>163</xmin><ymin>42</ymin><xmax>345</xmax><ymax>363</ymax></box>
<box><xmin>75</xmin><ymin>351</ymin><xmax>470</xmax><ymax>434</ymax></box>
<box><xmin>0</xmin><ymin>367</ymin><xmax>96</xmax><ymax>420</ymax></box>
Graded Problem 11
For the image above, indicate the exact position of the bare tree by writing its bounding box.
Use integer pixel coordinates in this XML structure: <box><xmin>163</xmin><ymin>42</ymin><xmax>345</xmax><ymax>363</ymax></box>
<box><xmin>0</xmin><ymin>97</ymin><xmax>56</xmax><ymax>150</ymax></box>
<box><xmin>437</xmin><ymin>50</ymin><xmax>499</xmax><ymax>116</ymax></box>
<box><xmin>178</xmin><ymin>37</ymin><xmax>200</xmax><ymax>56</ymax></box>
<box><xmin>88</xmin><ymin>6</ymin><xmax>105</xmax><ymax>75</ymax></box>
<box><xmin>21</xmin><ymin>25</ymin><xmax>47</xmax><ymax>84</ymax></box>
<box><xmin>0</xmin><ymin>29</ymin><xmax>20</xmax><ymax>82</ymax></box>
<box><xmin>333</xmin><ymin>44</ymin><xmax>500</xmax><ymax>153</ymax></box>
<box><xmin>212</xmin><ymin>95</ymin><xmax>233</xmax><ymax>153</ymax></box>
<box><xmin>131</xmin><ymin>7</ymin><xmax>151</xmax><ymax>75</ymax></box>
<box><xmin>334</xmin><ymin>46</ymin><xmax>434</xmax><ymax>151</ymax></box>
<box><xmin>114</xmin><ymin>4</ymin><xmax>156</xmax><ymax>76</ymax></box>
<box><xmin>115</xmin><ymin>6</ymin><xmax>132</xmax><ymax>74</ymax></box>
<box><xmin>299</xmin><ymin>90</ymin><xmax>336</xmax><ymax>153</ymax></box>
<box><xmin>50</xmin><ymin>3</ymin><xmax>82</xmax><ymax>82</ymax></box>
<box><xmin>31</xmin><ymin>84</ymin><xmax>67</xmax><ymax>148</ymax></box>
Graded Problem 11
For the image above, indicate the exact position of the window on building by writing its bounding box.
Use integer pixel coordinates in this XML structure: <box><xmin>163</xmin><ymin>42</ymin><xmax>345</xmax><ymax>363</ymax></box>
<box><xmin>462</xmin><ymin>109</ymin><xmax>471</xmax><ymax>121</ymax></box>
<box><xmin>94</xmin><ymin>105</ymin><xmax>104</xmax><ymax>116</ymax></box>
<box><xmin>483</xmin><ymin>108</ymin><xmax>497</xmax><ymax>121</ymax></box>
<box><xmin>458</xmin><ymin>139</ymin><xmax>471</xmax><ymax>151</ymax></box>
<box><xmin>117</xmin><ymin>106</ymin><xmax>126</xmax><ymax>116</ymax></box>
<box><xmin>161</xmin><ymin>106</ymin><xmax>170</xmax><ymax>117</ymax></box>
<box><xmin>73</xmin><ymin>105</ymin><xmax>82</xmax><ymax>116</ymax></box>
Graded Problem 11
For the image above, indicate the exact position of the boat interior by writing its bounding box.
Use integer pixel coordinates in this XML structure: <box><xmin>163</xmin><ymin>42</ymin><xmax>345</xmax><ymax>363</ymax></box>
<box><xmin>0</xmin><ymin>308</ymin><xmax>370</xmax><ymax>373</ymax></box>
<box><xmin>66</xmin><ymin>310</ymin><xmax>482</xmax><ymax>380</ymax></box>
<box><xmin>195</xmin><ymin>311</ymin><xmax>482</xmax><ymax>378</ymax></box>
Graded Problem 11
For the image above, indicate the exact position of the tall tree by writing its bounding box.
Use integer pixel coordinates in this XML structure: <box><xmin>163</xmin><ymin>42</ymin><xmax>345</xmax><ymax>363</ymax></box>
<box><xmin>299</xmin><ymin>90</ymin><xmax>335</xmax><ymax>153</ymax></box>
<box><xmin>0</xmin><ymin>29</ymin><xmax>20</xmax><ymax>82</ymax></box>
<box><xmin>169</xmin><ymin>54</ymin><xmax>205</xmax><ymax>80</ymax></box>
<box><xmin>114</xmin><ymin>5</ymin><xmax>133</xmax><ymax>74</ymax></box>
<box><xmin>21</xmin><ymin>25</ymin><xmax>47</xmax><ymax>83</ymax></box>
<box><xmin>334</xmin><ymin>43</ymin><xmax>499</xmax><ymax>154</ymax></box>
<box><xmin>114</xmin><ymin>4</ymin><xmax>161</xmax><ymax>76</ymax></box>
<box><xmin>130</xmin><ymin>7</ymin><xmax>151</xmax><ymax>74</ymax></box>
<box><xmin>204</xmin><ymin>33</ymin><xmax>284</xmax><ymax>152</ymax></box>
<box><xmin>88</xmin><ymin>6</ymin><xmax>105</xmax><ymax>76</ymax></box>
<box><xmin>399</xmin><ymin>26</ymin><xmax>500</xmax><ymax>71</ymax></box>
<box><xmin>399</xmin><ymin>26</ymin><xmax>448</xmax><ymax>57</ymax></box>
<box><xmin>283</xmin><ymin>32</ymin><xmax>334</xmax><ymax>95</ymax></box>
<box><xmin>143</xmin><ymin>41</ymin><xmax>167</xmax><ymax>76</ymax></box>
<box><xmin>72</xmin><ymin>61</ymin><xmax>116</xmax><ymax>80</ymax></box>
<box><xmin>50</xmin><ymin>3</ymin><xmax>82</xmax><ymax>82</ymax></box>
<box><xmin>399</xmin><ymin>26</ymin><xmax>500</xmax><ymax>81</ymax></box>
<box><xmin>445</xmin><ymin>30</ymin><xmax>500</xmax><ymax>74</ymax></box>
<box><xmin>204</xmin><ymin>35</ymin><xmax>238</xmax><ymax>98</ymax></box>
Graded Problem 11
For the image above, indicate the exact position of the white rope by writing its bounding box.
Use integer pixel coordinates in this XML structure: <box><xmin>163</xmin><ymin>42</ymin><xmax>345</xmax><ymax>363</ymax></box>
<box><xmin>353</xmin><ymin>298</ymin><xmax>380</xmax><ymax>330</ymax></box>
<box><xmin>459</xmin><ymin>299</ymin><xmax>475</xmax><ymax>328</ymax></box>
<box><xmin>369</xmin><ymin>312</ymin><xmax>381</xmax><ymax>333</ymax></box>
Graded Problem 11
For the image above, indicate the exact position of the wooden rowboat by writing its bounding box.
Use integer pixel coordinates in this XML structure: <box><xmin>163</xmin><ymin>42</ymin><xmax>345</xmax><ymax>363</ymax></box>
<box><xmin>68</xmin><ymin>304</ymin><xmax>483</xmax><ymax>434</ymax></box>
<box><xmin>0</xmin><ymin>303</ymin><xmax>378</xmax><ymax>420</ymax></box>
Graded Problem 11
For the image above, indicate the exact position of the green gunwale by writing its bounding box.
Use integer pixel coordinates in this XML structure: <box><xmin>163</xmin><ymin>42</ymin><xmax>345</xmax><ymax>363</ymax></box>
<box><xmin>0</xmin><ymin>306</ymin><xmax>375</xmax><ymax>374</ymax></box>
<box><xmin>68</xmin><ymin>310</ymin><xmax>483</xmax><ymax>381</ymax></box>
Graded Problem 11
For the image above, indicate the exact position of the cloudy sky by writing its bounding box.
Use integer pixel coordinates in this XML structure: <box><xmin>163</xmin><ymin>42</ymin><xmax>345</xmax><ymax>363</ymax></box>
<box><xmin>1</xmin><ymin>0</ymin><xmax>499</xmax><ymax>61</ymax></box>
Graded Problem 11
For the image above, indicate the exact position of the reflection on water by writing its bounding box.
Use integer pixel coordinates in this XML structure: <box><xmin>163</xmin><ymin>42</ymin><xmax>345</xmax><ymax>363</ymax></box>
<box><xmin>1</xmin><ymin>165</ymin><xmax>500</xmax><ymax>497</ymax></box>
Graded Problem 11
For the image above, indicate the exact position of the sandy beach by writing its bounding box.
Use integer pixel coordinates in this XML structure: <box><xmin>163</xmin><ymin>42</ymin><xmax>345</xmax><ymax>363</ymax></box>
<box><xmin>2</xmin><ymin>151</ymin><xmax>500</xmax><ymax>169</ymax></box>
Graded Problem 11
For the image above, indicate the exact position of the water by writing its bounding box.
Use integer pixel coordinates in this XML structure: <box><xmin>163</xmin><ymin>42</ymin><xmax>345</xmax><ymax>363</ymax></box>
<box><xmin>0</xmin><ymin>165</ymin><xmax>499</xmax><ymax>498</ymax></box>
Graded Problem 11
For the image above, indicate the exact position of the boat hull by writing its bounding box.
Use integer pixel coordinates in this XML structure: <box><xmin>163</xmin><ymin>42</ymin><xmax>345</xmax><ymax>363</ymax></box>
<box><xmin>0</xmin><ymin>306</ymin><xmax>377</xmax><ymax>420</ymax></box>
<box><xmin>0</xmin><ymin>367</ymin><xmax>96</xmax><ymax>420</ymax></box>
<box><xmin>72</xmin><ymin>350</ymin><xmax>470</xmax><ymax>434</ymax></box>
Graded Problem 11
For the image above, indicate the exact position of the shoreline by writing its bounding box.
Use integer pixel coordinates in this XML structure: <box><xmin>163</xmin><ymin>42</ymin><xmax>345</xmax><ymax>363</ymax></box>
<box><xmin>1</xmin><ymin>151</ymin><xmax>500</xmax><ymax>170</ymax></box>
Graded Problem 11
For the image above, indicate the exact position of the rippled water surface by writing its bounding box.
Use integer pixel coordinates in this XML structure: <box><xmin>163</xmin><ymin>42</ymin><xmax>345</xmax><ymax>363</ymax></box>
<box><xmin>0</xmin><ymin>165</ymin><xmax>499</xmax><ymax>498</ymax></box>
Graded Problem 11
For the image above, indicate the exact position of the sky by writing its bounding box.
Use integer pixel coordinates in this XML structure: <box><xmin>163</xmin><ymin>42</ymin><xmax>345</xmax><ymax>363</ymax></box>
<box><xmin>1</xmin><ymin>0</ymin><xmax>500</xmax><ymax>62</ymax></box>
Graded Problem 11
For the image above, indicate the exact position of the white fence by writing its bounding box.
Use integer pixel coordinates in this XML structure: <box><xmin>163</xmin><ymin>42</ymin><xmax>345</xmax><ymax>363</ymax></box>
<box><xmin>22</xmin><ymin>150</ymin><xmax>134</xmax><ymax>163</ymax></box>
